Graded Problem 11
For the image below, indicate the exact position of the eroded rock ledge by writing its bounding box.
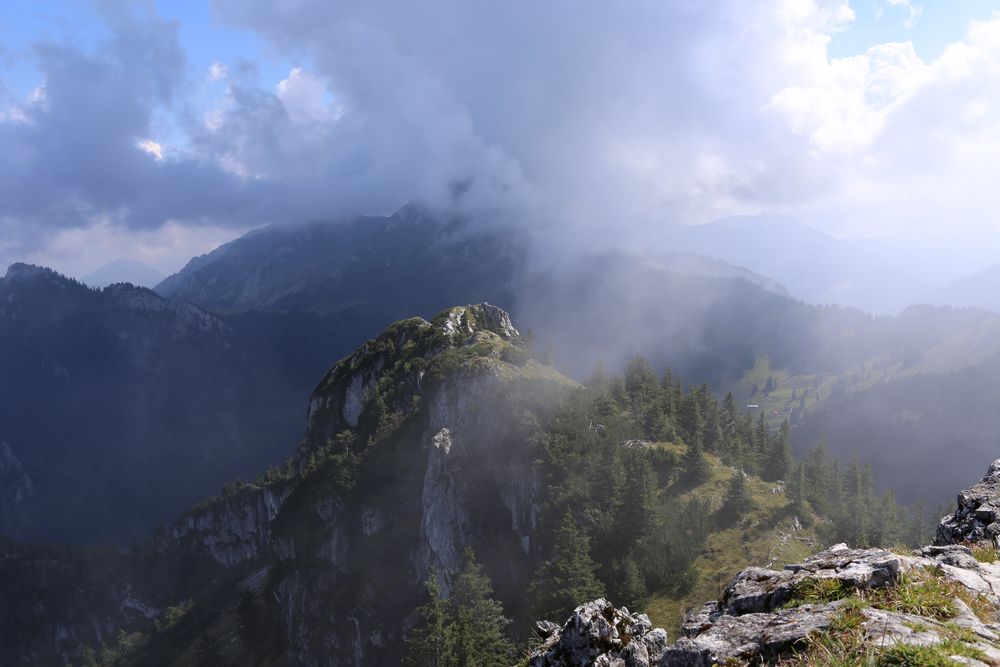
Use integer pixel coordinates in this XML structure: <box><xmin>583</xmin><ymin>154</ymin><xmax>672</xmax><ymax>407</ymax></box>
<box><xmin>530</xmin><ymin>459</ymin><xmax>1000</xmax><ymax>666</ymax></box>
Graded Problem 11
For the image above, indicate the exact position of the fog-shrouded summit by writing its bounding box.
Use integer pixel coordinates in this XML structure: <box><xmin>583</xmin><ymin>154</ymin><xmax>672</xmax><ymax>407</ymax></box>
<box><xmin>149</xmin><ymin>207</ymin><xmax>1000</xmax><ymax>510</ymax></box>
<box><xmin>156</xmin><ymin>204</ymin><xmax>522</xmax><ymax>316</ymax></box>
<box><xmin>8</xmin><ymin>1</ymin><xmax>1000</xmax><ymax>305</ymax></box>
<box><xmin>81</xmin><ymin>259</ymin><xmax>165</xmax><ymax>289</ymax></box>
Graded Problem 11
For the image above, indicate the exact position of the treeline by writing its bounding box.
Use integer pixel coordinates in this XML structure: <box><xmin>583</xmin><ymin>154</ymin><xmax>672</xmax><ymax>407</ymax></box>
<box><xmin>406</xmin><ymin>356</ymin><xmax>922</xmax><ymax>660</ymax></box>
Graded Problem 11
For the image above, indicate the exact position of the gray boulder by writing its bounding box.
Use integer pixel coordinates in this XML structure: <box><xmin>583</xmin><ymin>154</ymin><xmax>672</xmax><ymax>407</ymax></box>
<box><xmin>936</xmin><ymin>458</ymin><xmax>1000</xmax><ymax>547</ymax></box>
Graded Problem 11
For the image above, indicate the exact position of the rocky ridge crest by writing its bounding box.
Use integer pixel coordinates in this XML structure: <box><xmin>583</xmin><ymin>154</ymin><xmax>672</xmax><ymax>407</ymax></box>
<box><xmin>532</xmin><ymin>459</ymin><xmax>1000</xmax><ymax>666</ymax></box>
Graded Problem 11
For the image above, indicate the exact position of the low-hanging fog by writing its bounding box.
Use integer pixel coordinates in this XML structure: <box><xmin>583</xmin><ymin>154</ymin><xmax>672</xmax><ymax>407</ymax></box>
<box><xmin>5</xmin><ymin>0</ymin><xmax>1000</xmax><ymax>532</ymax></box>
<box><xmin>4</xmin><ymin>0</ymin><xmax>1000</xmax><ymax>304</ymax></box>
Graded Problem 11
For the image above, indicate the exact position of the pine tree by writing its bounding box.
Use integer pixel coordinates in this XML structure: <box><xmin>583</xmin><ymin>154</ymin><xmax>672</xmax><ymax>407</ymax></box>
<box><xmin>717</xmin><ymin>471</ymin><xmax>755</xmax><ymax>526</ymax></box>
<box><xmin>404</xmin><ymin>569</ymin><xmax>450</xmax><ymax>667</ymax></box>
<box><xmin>763</xmin><ymin>419</ymin><xmax>792</xmax><ymax>482</ymax></box>
<box><xmin>683</xmin><ymin>436</ymin><xmax>711</xmax><ymax>483</ymax></box>
<box><xmin>449</xmin><ymin>550</ymin><xmax>514</xmax><ymax>667</ymax></box>
<box><xmin>529</xmin><ymin>511</ymin><xmax>605</xmax><ymax>622</ymax></box>
<box><xmin>754</xmin><ymin>413</ymin><xmax>769</xmax><ymax>460</ymax></box>
<box><xmin>609</xmin><ymin>555</ymin><xmax>648</xmax><ymax>609</ymax></box>
<box><xmin>679</xmin><ymin>393</ymin><xmax>704</xmax><ymax>449</ymax></box>
<box><xmin>786</xmin><ymin>462</ymin><xmax>808</xmax><ymax>519</ymax></box>
<box><xmin>616</xmin><ymin>453</ymin><xmax>656</xmax><ymax>547</ymax></box>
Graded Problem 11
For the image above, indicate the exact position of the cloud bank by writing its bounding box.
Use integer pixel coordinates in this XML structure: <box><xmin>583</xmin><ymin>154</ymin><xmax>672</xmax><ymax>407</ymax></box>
<box><xmin>3</xmin><ymin>0</ymin><xmax>1000</xmax><ymax>272</ymax></box>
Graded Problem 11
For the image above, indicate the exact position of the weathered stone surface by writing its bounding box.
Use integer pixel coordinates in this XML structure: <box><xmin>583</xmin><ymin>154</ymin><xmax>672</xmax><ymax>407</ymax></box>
<box><xmin>937</xmin><ymin>458</ymin><xmax>1000</xmax><ymax>547</ymax></box>
<box><xmin>529</xmin><ymin>599</ymin><xmax>667</xmax><ymax>667</ymax></box>
<box><xmin>532</xmin><ymin>459</ymin><xmax>1000</xmax><ymax>666</ymax></box>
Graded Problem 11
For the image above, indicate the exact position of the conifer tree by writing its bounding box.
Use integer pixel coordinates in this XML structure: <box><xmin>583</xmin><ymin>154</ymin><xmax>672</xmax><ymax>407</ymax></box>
<box><xmin>717</xmin><ymin>470</ymin><xmax>755</xmax><ymax>526</ymax></box>
<box><xmin>404</xmin><ymin>569</ymin><xmax>450</xmax><ymax>667</ymax></box>
<box><xmin>529</xmin><ymin>511</ymin><xmax>605</xmax><ymax>622</ymax></box>
<box><xmin>609</xmin><ymin>555</ymin><xmax>648</xmax><ymax>609</ymax></box>
<box><xmin>683</xmin><ymin>436</ymin><xmax>711</xmax><ymax>483</ymax></box>
<box><xmin>449</xmin><ymin>550</ymin><xmax>514</xmax><ymax>667</ymax></box>
<box><xmin>763</xmin><ymin>419</ymin><xmax>792</xmax><ymax>482</ymax></box>
<box><xmin>786</xmin><ymin>462</ymin><xmax>808</xmax><ymax>518</ymax></box>
<box><xmin>616</xmin><ymin>453</ymin><xmax>656</xmax><ymax>547</ymax></box>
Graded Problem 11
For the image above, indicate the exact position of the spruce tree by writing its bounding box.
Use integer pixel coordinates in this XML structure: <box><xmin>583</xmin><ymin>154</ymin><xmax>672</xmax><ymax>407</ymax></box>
<box><xmin>529</xmin><ymin>511</ymin><xmax>605</xmax><ymax>622</ymax></box>
<box><xmin>717</xmin><ymin>471</ymin><xmax>755</xmax><ymax>526</ymax></box>
<box><xmin>763</xmin><ymin>420</ymin><xmax>792</xmax><ymax>482</ymax></box>
<box><xmin>616</xmin><ymin>454</ymin><xmax>656</xmax><ymax>547</ymax></box>
<box><xmin>609</xmin><ymin>555</ymin><xmax>648</xmax><ymax>609</ymax></box>
<box><xmin>449</xmin><ymin>550</ymin><xmax>513</xmax><ymax>667</ymax></box>
<box><xmin>404</xmin><ymin>569</ymin><xmax>450</xmax><ymax>667</ymax></box>
<box><xmin>786</xmin><ymin>462</ymin><xmax>808</xmax><ymax>519</ymax></box>
<box><xmin>683</xmin><ymin>436</ymin><xmax>711</xmax><ymax>483</ymax></box>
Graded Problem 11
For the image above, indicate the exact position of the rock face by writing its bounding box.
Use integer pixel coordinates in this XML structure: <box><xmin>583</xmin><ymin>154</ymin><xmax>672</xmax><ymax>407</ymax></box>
<box><xmin>529</xmin><ymin>599</ymin><xmax>668</xmax><ymax>667</ymax></box>
<box><xmin>532</xmin><ymin>459</ymin><xmax>1000</xmax><ymax>666</ymax></box>
<box><xmin>936</xmin><ymin>458</ymin><xmax>1000</xmax><ymax>547</ymax></box>
<box><xmin>0</xmin><ymin>302</ymin><xmax>575</xmax><ymax>666</ymax></box>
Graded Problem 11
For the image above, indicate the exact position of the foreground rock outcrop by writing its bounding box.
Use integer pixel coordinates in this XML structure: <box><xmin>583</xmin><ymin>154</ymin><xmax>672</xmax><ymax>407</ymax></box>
<box><xmin>532</xmin><ymin>460</ymin><xmax>1000</xmax><ymax>666</ymax></box>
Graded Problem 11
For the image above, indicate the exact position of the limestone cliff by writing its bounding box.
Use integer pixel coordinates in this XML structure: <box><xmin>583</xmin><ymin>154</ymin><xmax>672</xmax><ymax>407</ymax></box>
<box><xmin>0</xmin><ymin>303</ymin><xmax>574</xmax><ymax>665</ymax></box>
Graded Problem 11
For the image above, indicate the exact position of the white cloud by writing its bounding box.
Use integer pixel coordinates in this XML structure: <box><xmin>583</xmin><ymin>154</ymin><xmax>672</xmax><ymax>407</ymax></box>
<box><xmin>208</xmin><ymin>61</ymin><xmax>228</xmax><ymax>81</ymax></box>
<box><xmin>22</xmin><ymin>217</ymin><xmax>248</xmax><ymax>278</ymax></box>
<box><xmin>135</xmin><ymin>138</ymin><xmax>163</xmax><ymax>160</ymax></box>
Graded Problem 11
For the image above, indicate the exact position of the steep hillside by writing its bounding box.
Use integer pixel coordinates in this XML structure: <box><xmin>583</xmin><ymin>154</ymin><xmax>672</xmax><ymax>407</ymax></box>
<box><xmin>0</xmin><ymin>264</ymin><xmax>352</xmax><ymax>545</ymax></box>
<box><xmin>156</xmin><ymin>205</ymin><xmax>521</xmax><ymax>319</ymax></box>
<box><xmin>0</xmin><ymin>304</ymin><xmax>576</xmax><ymax>664</ymax></box>
<box><xmin>0</xmin><ymin>302</ymin><xmax>891</xmax><ymax>666</ymax></box>
<box><xmin>155</xmin><ymin>204</ymin><xmax>1000</xmax><ymax>514</ymax></box>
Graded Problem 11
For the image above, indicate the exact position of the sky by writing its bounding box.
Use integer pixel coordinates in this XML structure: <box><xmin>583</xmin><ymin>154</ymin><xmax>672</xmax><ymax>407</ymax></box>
<box><xmin>2</xmin><ymin>0</ymin><xmax>1000</xmax><ymax>279</ymax></box>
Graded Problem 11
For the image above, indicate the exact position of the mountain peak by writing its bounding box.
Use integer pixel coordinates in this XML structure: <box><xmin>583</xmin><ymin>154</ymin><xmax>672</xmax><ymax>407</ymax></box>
<box><xmin>4</xmin><ymin>262</ymin><xmax>64</xmax><ymax>283</ymax></box>
<box><xmin>301</xmin><ymin>302</ymin><xmax>549</xmax><ymax>451</ymax></box>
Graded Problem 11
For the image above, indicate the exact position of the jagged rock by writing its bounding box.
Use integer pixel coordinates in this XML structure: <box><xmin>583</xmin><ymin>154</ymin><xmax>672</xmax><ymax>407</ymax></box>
<box><xmin>533</xmin><ymin>459</ymin><xmax>1000</xmax><ymax>666</ymax></box>
<box><xmin>936</xmin><ymin>458</ymin><xmax>1000</xmax><ymax>547</ymax></box>
<box><xmin>529</xmin><ymin>599</ymin><xmax>667</xmax><ymax>667</ymax></box>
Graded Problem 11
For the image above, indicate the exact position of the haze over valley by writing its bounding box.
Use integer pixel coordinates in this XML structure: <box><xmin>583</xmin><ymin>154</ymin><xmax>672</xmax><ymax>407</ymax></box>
<box><xmin>5</xmin><ymin>1</ymin><xmax>1000</xmax><ymax>665</ymax></box>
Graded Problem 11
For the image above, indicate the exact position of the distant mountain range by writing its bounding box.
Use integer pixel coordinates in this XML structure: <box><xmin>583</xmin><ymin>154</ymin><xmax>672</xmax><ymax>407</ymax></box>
<box><xmin>664</xmin><ymin>215</ymin><xmax>926</xmax><ymax>313</ymax></box>
<box><xmin>663</xmin><ymin>214</ymin><xmax>1000</xmax><ymax>314</ymax></box>
<box><xmin>6</xmin><ymin>206</ymin><xmax>1000</xmax><ymax>546</ymax></box>
<box><xmin>937</xmin><ymin>261</ymin><xmax>1000</xmax><ymax>313</ymax></box>
<box><xmin>81</xmin><ymin>258</ymin><xmax>165</xmax><ymax>289</ymax></box>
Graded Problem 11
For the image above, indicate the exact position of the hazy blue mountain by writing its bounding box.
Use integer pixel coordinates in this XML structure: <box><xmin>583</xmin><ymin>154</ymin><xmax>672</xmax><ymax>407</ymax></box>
<box><xmin>81</xmin><ymin>258</ymin><xmax>165</xmax><ymax>289</ymax></box>
<box><xmin>654</xmin><ymin>251</ymin><xmax>790</xmax><ymax>297</ymax></box>
<box><xmin>665</xmin><ymin>214</ymin><xmax>931</xmax><ymax>314</ymax></box>
<box><xmin>936</xmin><ymin>261</ymin><xmax>1000</xmax><ymax>313</ymax></box>
<box><xmin>7</xmin><ymin>207</ymin><xmax>998</xmax><ymax>548</ymax></box>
